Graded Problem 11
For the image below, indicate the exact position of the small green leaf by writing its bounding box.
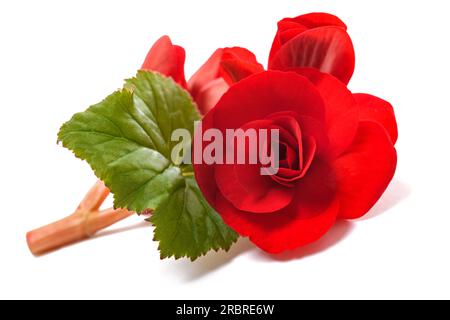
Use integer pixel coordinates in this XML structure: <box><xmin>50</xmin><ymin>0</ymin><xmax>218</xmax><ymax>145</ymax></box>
<box><xmin>150</xmin><ymin>177</ymin><xmax>239</xmax><ymax>261</ymax></box>
<box><xmin>58</xmin><ymin>71</ymin><xmax>200</xmax><ymax>213</ymax></box>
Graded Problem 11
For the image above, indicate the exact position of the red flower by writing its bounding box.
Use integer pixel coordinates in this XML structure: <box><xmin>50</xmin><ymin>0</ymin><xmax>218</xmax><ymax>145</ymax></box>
<box><xmin>268</xmin><ymin>13</ymin><xmax>355</xmax><ymax>85</ymax></box>
<box><xmin>193</xmin><ymin>70</ymin><xmax>397</xmax><ymax>254</ymax></box>
<box><xmin>142</xmin><ymin>14</ymin><xmax>397</xmax><ymax>254</ymax></box>
<box><xmin>141</xmin><ymin>36</ymin><xmax>263</xmax><ymax>114</ymax></box>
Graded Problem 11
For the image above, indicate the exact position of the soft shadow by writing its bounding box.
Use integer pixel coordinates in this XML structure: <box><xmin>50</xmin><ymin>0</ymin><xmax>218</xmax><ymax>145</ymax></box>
<box><xmin>93</xmin><ymin>220</ymin><xmax>150</xmax><ymax>238</ymax></box>
<box><xmin>254</xmin><ymin>220</ymin><xmax>355</xmax><ymax>262</ymax></box>
<box><xmin>360</xmin><ymin>179</ymin><xmax>411</xmax><ymax>221</ymax></box>
<box><xmin>169</xmin><ymin>238</ymin><xmax>256</xmax><ymax>282</ymax></box>
<box><xmin>168</xmin><ymin>220</ymin><xmax>353</xmax><ymax>279</ymax></box>
<box><xmin>165</xmin><ymin>180</ymin><xmax>411</xmax><ymax>276</ymax></box>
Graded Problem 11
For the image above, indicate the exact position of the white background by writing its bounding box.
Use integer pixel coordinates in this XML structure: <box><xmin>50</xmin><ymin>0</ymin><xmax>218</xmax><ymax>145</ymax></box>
<box><xmin>1</xmin><ymin>0</ymin><xmax>449</xmax><ymax>299</ymax></box>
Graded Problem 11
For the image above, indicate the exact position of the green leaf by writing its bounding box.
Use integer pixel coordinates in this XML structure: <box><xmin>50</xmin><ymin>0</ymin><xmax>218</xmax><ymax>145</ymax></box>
<box><xmin>150</xmin><ymin>177</ymin><xmax>239</xmax><ymax>261</ymax></box>
<box><xmin>58</xmin><ymin>71</ymin><xmax>200</xmax><ymax>213</ymax></box>
<box><xmin>124</xmin><ymin>71</ymin><xmax>200</xmax><ymax>159</ymax></box>
<box><xmin>58</xmin><ymin>70</ymin><xmax>238</xmax><ymax>259</ymax></box>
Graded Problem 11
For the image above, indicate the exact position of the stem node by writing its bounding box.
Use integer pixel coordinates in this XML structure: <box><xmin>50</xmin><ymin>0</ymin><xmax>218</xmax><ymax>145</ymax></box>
<box><xmin>26</xmin><ymin>181</ymin><xmax>134</xmax><ymax>256</ymax></box>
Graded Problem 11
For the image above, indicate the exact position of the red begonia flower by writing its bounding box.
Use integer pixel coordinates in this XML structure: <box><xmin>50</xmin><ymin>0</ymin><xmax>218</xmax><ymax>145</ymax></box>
<box><xmin>268</xmin><ymin>13</ymin><xmax>355</xmax><ymax>85</ymax></box>
<box><xmin>193</xmin><ymin>70</ymin><xmax>397</xmax><ymax>254</ymax></box>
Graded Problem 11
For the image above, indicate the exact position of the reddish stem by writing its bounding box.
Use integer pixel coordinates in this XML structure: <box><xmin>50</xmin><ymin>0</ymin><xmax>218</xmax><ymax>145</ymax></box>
<box><xmin>26</xmin><ymin>181</ymin><xmax>134</xmax><ymax>256</ymax></box>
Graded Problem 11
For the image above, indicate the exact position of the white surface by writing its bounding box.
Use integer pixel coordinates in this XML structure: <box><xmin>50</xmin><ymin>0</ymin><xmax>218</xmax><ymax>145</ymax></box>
<box><xmin>0</xmin><ymin>0</ymin><xmax>449</xmax><ymax>299</ymax></box>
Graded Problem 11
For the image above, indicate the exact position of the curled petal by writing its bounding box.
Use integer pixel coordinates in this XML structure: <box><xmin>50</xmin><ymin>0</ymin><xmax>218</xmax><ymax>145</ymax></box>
<box><xmin>221</xmin><ymin>47</ymin><xmax>264</xmax><ymax>83</ymax></box>
<box><xmin>188</xmin><ymin>47</ymin><xmax>263</xmax><ymax>114</ymax></box>
<box><xmin>216</xmin><ymin>160</ymin><xmax>339</xmax><ymax>254</ymax></box>
<box><xmin>215</xmin><ymin>162</ymin><xmax>295</xmax><ymax>214</ymax></box>
<box><xmin>334</xmin><ymin>121</ymin><xmax>397</xmax><ymax>219</ymax></box>
<box><xmin>269</xmin><ymin>27</ymin><xmax>355</xmax><ymax>85</ymax></box>
<box><xmin>354</xmin><ymin>93</ymin><xmax>398</xmax><ymax>144</ymax></box>
<box><xmin>294</xmin><ymin>68</ymin><xmax>359</xmax><ymax>159</ymax></box>
<box><xmin>214</xmin><ymin>119</ymin><xmax>295</xmax><ymax>213</ymax></box>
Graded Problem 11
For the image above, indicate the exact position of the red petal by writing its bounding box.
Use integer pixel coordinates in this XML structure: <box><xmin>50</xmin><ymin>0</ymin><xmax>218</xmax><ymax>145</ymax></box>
<box><xmin>267</xmin><ymin>111</ymin><xmax>329</xmax><ymax>158</ymax></box>
<box><xmin>265</xmin><ymin>114</ymin><xmax>303</xmax><ymax>168</ymax></box>
<box><xmin>269</xmin><ymin>13</ymin><xmax>347</xmax><ymax>63</ymax></box>
<box><xmin>216</xmin><ymin>160</ymin><xmax>339</xmax><ymax>253</ymax></box>
<box><xmin>220</xmin><ymin>48</ymin><xmax>264</xmax><ymax>84</ymax></box>
<box><xmin>300</xmin><ymin>135</ymin><xmax>317</xmax><ymax>175</ymax></box>
<box><xmin>193</xmin><ymin>78</ymin><xmax>229</xmax><ymax>115</ymax></box>
<box><xmin>214</xmin><ymin>119</ymin><xmax>295</xmax><ymax>213</ymax></box>
<box><xmin>354</xmin><ymin>93</ymin><xmax>398</xmax><ymax>144</ymax></box>
<box><xmin>188</xmin><ymin>49</ymin><xmax>223</xmax><ymax>101</ymax></box>
<box><xmin>188</xmin><ymin>47</ymin><xmax>263</xmax><ymax>114</ymax></box>
<box><xmin>333</xmin><ymin>121</ymin><xmax>397</xmax><ymax>219</ymax></box>
<box><xmin>141</xmin><ymin>36</ymin><xmax>187</xmax><ymax>88</ymax></box>
<box><xmin>213</xmin><ymin>71</ymin><xmax>326</xmax><ymax>131</ymax></box>
<box><xmin>278</xmin><ymin>27</ymin><xmax>308</xmax><ymax>45</ymax></box>
<box><xmin>272</xmin><ymin>136</ymin><xmax>317</xmax><ymax>186</ymax></box>
<box><xmin>215</xmin><ymin>162</ymin><xmax>295</xmax><ymax>214</ymax></box>
<box><xmin>294</xmin><ymin>68</ymin><xmax>359</xmax><ymax>159</ymax></box>
<box><xmin>269</xmin><ymin>27</ymin><xmax>355</xmax><ymax>85</ymax></box>
<box><xmin>287</xmin><ymin>12</ymin><xmax>347</xmax><ymax>30</ymax></box>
